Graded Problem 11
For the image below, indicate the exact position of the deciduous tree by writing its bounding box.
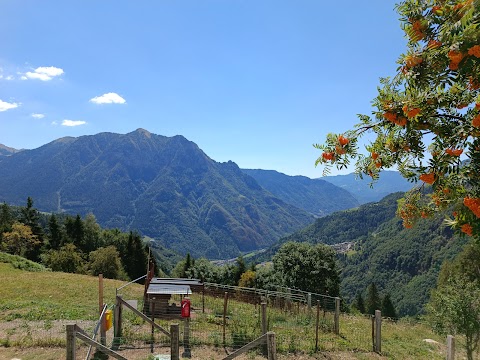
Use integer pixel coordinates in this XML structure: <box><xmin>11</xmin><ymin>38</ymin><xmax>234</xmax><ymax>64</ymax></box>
<box><xmin>88</xmin><ymin>246</ymin><xmax>127</xmax><ymax>280</ymax></box>
<box><xmin>315</xmin><ymin>0</ymin><xmax>480</xmax><ymax>238</ymax></box>
<box><xmin>273</xmin><ymin>242</ymin><xmax>340</xmax><ymax>295</ymax></box>
<box><xmin>1</xmin><ymin>222</ymin><xmax>39</xmax><ymax>258</ymax></box>
<box><xmin>42</xmin><ymin>243</ymin><xmax>85</xmax><ymax>273</ymax></box>
<box><xmin>427</xmin><ymin>243</ymin><xmax>480</xmax><ymax>360</ymax></box>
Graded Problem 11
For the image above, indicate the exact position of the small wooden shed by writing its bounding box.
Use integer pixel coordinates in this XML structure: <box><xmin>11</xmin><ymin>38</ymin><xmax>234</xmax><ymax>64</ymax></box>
<box><xmin>143</xmin><ymin>278</ymin><xmax>203</xmax><ymax>319</ymax></box>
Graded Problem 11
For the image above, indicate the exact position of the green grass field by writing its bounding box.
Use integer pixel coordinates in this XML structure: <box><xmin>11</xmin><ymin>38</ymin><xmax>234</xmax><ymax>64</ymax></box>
<box><xmin>0</xmin><ymin>254</ymin><xmax>467</xmax><ymax>359</ymax></box>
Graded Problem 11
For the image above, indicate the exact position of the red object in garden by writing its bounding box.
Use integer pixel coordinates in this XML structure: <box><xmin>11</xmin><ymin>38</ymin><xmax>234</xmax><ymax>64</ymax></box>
<box><xmin>181</xmin><ymin>298</ymin><xmax>191</xmax><ymax>318</ymax></box>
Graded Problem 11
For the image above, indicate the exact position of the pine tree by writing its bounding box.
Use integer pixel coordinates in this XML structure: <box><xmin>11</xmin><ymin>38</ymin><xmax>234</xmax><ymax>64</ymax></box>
<box><xmin>354</xmin><ymin>292</ymin><xmax>366</xmax><ymax>314</ymax></box>
<box><xmin>234</xmin><ymin>256</ymin><xmax>246</xmax><ymax>285</ymax></box>
<box><xmin>366</xmin><ymin>283</ymin><xmax>381</xmax><ymax>315</ymax></box>
<box><xmin>124</xmin><ymin>231</ymin><xmax>148</xmax><ymax>280</ymax></box>
<box><xmin>19</xmin><ymin>197</ymin><xmax>44</xmax><ymax>260</ymax></box>
<box><xmin>47</xmin><ymin>214</ymin><xmax>63</xmax><ymax>250</ymax></box>
<box><xmin>183</xmin><ymin>253</ymin><xmax>192</xmax><ymax>278</ymax></box>
<box><xmin>0</xmin><ymin>202</ymin><xmax>13</xmax><ymax>234</ymax></box>
<box><xmin>65</xmin><ymin>215</ymin><xmax>85</xmax><ymax>251</ymax></box>
<box><xmin>381</xmin><ymin>293</ymin><xmax>397</xmax><ymax>319</ymax></box>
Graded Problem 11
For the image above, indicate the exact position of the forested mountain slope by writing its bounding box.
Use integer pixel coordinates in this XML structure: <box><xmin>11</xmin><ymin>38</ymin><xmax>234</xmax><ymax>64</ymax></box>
<box><xmin>262</xmin><ymin>193</ymin><xmax>467</xmax><ymax>316</ymax></box>
<box><xmin>0</xmin><ymin>129</ymin><xmax>313</xmax><ymax>259</ymax></box>
<box><xmin>242</xmin><ymin>169</ymin><xmax>359</xmax><ymax>217</ymax></box>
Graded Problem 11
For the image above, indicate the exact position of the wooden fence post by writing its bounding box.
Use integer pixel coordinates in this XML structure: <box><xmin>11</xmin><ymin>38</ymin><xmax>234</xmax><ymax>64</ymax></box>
<box><xmin>371</xmin><ymin>315</ymin><xmax>375</xmax><ymax>352</ymax></box>
<box><xmin>315</xmin><ymin>300</ymin><xmax>320</xmax><ymax>352</ymax></box>
<box><xmin>261</xmin><ymin>302</ymin><xmax>268</xmax><ymax>355</ymax></box>
<box><xmin>99</xmin><ymin>274</ymin><xmax>106</xmax><ymax>346</ymax></box>
<box><xmin>150</xmin><ymin>299</ymin><xmax>155</xmax><ymax>353</ymax></box>
<box><xmin>261</xmin><ymin>302</ymin><xmax>267</xmax><ymax>335</ymax></box>
<box><xmin>267</xmin><ymin>332</ymin><xmax>277</xmax><ymax>360</ymax></box>
<box><xmin>223</xmin><ymin>292</ymin><xmax>229</xmax><ymax>346</ymax></box>
<box><xmin>375</xmin><ymin>310</ymin><xmax>382</xmax><ymax>353</ymax></box>
<box><xmin>334</xmin><ymin>297</ymin><xmax>340</xmax><ymax>335</ymax></box>
<box><xmin>171</xmin><ymin>323</ymin><xmax>179</xmax><ymax>360</ymax></box>
<box><xmin>114</xmin><ymin>295</ymin><xmax>122</xmax><ymax>344</ymax></box>
<box><xmin>307</xmin><ymin>293</ymin><xmax>312</xmax><ymax>310</ymax></box>
<box><xmin>182</xmin><ymin>318</ymin><xmax>191</xmax><ymax>358</ymax></box>
<box><xmin>446</xmin><ymin>335</ymin><xmax>455</xmax><ymax>360</ymax></box>
<box><xmin>66</xmin><ymin>324</ymin><xmax>76</xmax><ymax>360</ymax></box>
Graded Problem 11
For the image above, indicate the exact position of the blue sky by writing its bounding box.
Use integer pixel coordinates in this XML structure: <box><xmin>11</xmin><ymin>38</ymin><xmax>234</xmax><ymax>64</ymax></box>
<box><xmin>0</xmin><ymin>0</ymin><xmax>406</xmax><ymax>178</ymax></box>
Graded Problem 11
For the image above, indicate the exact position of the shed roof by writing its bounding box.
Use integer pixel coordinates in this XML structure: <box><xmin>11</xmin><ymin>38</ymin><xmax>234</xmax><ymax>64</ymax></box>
<box><xmin>146</xmin><ymin>284</ymin><xmax>191</xmax><ymax>295</ymax></box>
<box><xmin>149</xmin><ymin>278</ymin><xmax>203</xmax><ymax>286</ymax></box>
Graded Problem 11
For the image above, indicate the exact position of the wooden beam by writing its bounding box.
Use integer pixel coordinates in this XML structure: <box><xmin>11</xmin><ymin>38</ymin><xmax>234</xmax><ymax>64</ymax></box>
<box><xmin>222</xmin><ymin>333</ymin><xmax>267</xmax><ymax>360</ymax></box>
<box><xmin>171</xmin><ymin>323</ymin><xmax>180</xmax><ymax>360</ymax></box>
<box><xmin>447</xmin><ymin>335</ymin><xmax>455</xmax><ymax>360</ymax></box>
<box><xmin>76</xmin><ymin>332</ymin><xmax>128</xmax><ymax>360</ymax></box>
<box><xmin>267</xmin><ymin>332</ymin><xmax>277</xmax><ymax>360</ymax></box>
<box><xmin>223</xmin><ymin>292</ymin><xmax>228</xmax><ymax>345</ymax></box>
<box><xmin>117</xmin><ymin>296</ymin><xmax>170</xmax><ymax>337</ymax></box>
<box><xmin>66</xmin><ymin>324</ymin><xmax>76</xmax><ymax>360</ymax></box>
<box><xmin>375</xmin><ymin>310</ymin><xmax>382</xmax><ymax>353</ymax></box>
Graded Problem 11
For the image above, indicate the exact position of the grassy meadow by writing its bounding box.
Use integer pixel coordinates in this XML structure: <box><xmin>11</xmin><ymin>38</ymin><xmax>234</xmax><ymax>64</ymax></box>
<box><xmin>0</xmin><ymin>255</ymin><xmax>466</xmax><ymax>359</ymax></box>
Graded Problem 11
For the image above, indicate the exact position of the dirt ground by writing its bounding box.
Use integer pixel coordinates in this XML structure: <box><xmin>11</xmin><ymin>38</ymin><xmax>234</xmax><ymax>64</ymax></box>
<box><xmin>0</xmin><ymin>345</ymin><xmax>385</xmax><ymax>360</ymax></box>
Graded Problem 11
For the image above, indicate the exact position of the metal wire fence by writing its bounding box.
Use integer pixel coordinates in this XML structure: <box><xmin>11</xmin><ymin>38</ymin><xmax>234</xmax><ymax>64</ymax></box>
<box><xmin>102</xmin><ymin>282</ymin><xmax>470</xmax><ymax>359</ymax></box>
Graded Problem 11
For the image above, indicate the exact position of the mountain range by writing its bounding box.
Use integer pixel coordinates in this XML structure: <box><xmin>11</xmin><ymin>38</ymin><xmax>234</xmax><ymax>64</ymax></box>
<box><xmin>0</xmin><ymin>129</ymin><xmax>417</xmax><ymax>261</ymax></box>
<box><xmin>241</xmin><ymin>169</ymin><xmax>359</xmax><ymax>217</ymax></box>
<box><xmin>0</xmin><ymin>129</ymin><xmax>318</xmax><ymax>259</ymax></box>
<box><xmin>0</xmin><ymin>144</ymin><xmax>21</xmax><ymax>156</ymax></box>
<box><xmin>322</xmin><ymin>171</ymin><xmax>414</xmax><ymax>204</ymax></box>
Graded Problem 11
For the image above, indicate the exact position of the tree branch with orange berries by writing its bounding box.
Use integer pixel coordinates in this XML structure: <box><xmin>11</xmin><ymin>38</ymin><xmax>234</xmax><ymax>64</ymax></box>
<box><xmin>315</xmin><ymin>0</ymin><xmax>480</xmax><ymax>239</ymax></box>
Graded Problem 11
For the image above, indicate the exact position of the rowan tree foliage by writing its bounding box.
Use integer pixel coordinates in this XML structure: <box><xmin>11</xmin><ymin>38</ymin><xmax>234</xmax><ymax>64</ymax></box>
<box><xmin>315</xmin><ymin>0</ymin><xmax>480</xmax><ymax>238</ymax></box>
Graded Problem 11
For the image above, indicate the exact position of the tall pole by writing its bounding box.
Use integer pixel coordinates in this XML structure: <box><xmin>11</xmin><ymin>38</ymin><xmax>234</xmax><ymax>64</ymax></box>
<box><xmin>99</xmin><ymin>274</ymin><xmax>106</xmax><ymax>345</ymax></box>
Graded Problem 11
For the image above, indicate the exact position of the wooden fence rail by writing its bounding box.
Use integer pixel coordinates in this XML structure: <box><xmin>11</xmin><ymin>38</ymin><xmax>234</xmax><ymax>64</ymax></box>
<box><xmin>222</xmin><ymin>332</ymin><xmax>277</xmax><ymax>360</ymax></box>
<box><xmin>66</xmin><ymin>324</ymin><xmax>127</xmax><ymax>360</ymax></box>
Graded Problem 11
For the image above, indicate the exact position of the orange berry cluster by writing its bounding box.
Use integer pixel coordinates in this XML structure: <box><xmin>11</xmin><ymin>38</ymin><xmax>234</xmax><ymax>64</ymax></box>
<box><xmin>399</xmin><ymin>203</ymin><xmax>418</xmax><ymax>229</ymax></box>
<box><xmin>448</xmin><ymin>50</ymin><xmax>465</xmax><ymax>70</ymax></box>
<box><xmin>469</xmin><ymin>78</ymin><xmax>480</xmax><ymax>90</ymax></box>
<box><xmin>473</xmin><ymin>114</ymin><xmax>480</xmax><ymax>128</ymax></box>
<box><xmin>383</xmin><ymin>112</ymin><xmax>408</xmax><ymax>126</ymax></box>
<box><xmin>321</xmin><ymin>135</ymin><xmax>350</xmax><ymax>162</ymax></box>
<box><xmin>411</xmin><ymin>20</ymin><xmax>427</xmax><ymax>41</ymax></box>
<box><xmin>402</xmin><ymin>105</ymin><xmax>421</xmax><ymax>119</ymax></box>
<box><xmin>419</xmin><ymin>173</ymin><xmax>435</xmax><ymax>184</ymax></box>
<box><xmin>464</xmin><ymin>197</ymin><xmax>480</xmax><ymax>218</ymax></box>
<box><xmin>405</xmin><ymin>55</ymin><xmax>423</xmax><ymax>68</ymax></box>
<box><xmin>445</xmin><ymin>148</ymin><xmax>463</xmax><ymax>156</ymax></box>
<box><xmin>468</xmin><ymin>45</ymin><xmax>480</xmax><ymax>58</ymax></box>
<box><xmin>322</xmin><ymin>152</ymin><xmax>335</xmax><ymax>161</ymax></box>
<box><xmin>461</xmin><ymin>223</ymin><xmax>473</xmax><ymax>236</ymax></box>
<box><xmin>427</xmin><ymin>40</ymin><xmax>442</xmax><ymax>49</ymax></box>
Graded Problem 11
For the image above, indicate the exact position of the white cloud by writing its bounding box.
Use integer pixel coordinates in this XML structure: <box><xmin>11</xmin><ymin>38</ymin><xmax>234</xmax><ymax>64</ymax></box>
<box><xmin>90</xmin><ymin>92</ymin><xmax>126</xmax><ymax>104</ymax></box>
<box><xmin>31</xmin><ymin>113</ymin><xmax>45</xmax><ymax>119</ymax></box>
<box><xmin>0</xmin><ymin>69</ymin><xmax>15</xmax><ymax>81</ymax></box>
<box><xmin>51</xmin><ymin>121</ymin><xmax>58</xmax><ymax>126</ymax></box>
<box><xmin>61</xmin><ymin>119</ymin><xmax>86</xmax><ymax>127</ymax></box>
<box><xmin>23</xmin><ymin>66</ymin><xmax>64</xmax><ymax>81</ymax></box>
<box><xmin>0</xmin><ymin>99</ymin><xmax>19</xmax><ymax>112</ymax></box>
